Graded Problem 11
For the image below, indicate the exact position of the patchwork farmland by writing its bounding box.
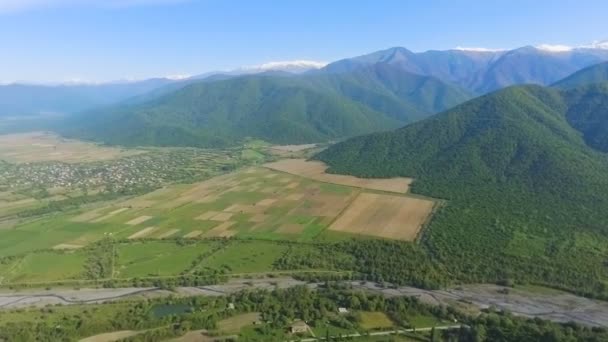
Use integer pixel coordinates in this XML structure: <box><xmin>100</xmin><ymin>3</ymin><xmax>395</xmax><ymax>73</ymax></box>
<box><xmin>0</xmin><ymin>157</ymin><xmax>436</xmax><ymax>286</ymax></box>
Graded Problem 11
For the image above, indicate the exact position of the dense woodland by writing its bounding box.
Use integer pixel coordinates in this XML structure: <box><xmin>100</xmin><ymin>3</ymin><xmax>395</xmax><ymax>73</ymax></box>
<box><xmin>317</xmin><ymin>83</ymin><xmax>608</xmax><ymax>298</ymax></box>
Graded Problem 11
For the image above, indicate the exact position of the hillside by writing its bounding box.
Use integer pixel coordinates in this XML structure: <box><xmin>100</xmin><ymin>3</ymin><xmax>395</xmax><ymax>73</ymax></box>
<box><xmin>62</xmin><ymin>64</ymin><xmax>471</xmax><ymax>147</ymax></box>
<box><xmin>316</xmin><ymin>84</ymin><xmax>608</xmax><ymax>296</ymax></box>
<box><xmin>323</xmin><ymin>46</ymin><xmax>608</xmax><ymax>93</ymax></box>
<box><xmin>562</xmin><ymin>83</ymin><xmax>608</xmax><ymax>152</ymax></box>
<box><xmin>553</xmin><ymin>61</ymin><xmax>608</xmax><ymax>89</ymax></box>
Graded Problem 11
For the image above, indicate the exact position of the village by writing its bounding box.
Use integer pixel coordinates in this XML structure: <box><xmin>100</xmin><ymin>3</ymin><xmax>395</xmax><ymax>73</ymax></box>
<box><xmin>0</xmin><ymin>146</ymin><xmax>255</xmax><ymax>219</ymax></box>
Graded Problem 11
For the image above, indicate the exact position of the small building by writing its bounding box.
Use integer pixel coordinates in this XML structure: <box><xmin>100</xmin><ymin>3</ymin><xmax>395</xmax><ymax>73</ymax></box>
<box><xmin>338</xmin><ymin>307</ymin><xmax>348</xmax><ymax>314</ymax></box>
<box><xmin>290</xmin><ymin>320</ymin><xmax>309</xmax><ymax>334</ymax></box>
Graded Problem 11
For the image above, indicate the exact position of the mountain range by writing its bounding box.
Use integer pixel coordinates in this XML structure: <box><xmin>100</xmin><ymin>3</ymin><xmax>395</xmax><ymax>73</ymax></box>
<box><xmin>324</xmin><ymin>45</ymin><xmax>608</xmax><ymax>93</ymax></box>
<box><xmin>3</xmin><ymin>44</ymin><xmax>608</xmax><ymax>120</ymax></box>
<box><xmin>60</xmin><ymin>63</ymin><xmax>471</xmax><ymax>147</ymax></box>
<box><xmin>48</xmin><ymin>44</ymin><xmax>608</xmax><ymax>148</ymax></box>
<box><xmin>0</xmin><ymin>61</ymin><xmax>326</xmax><ymax>118</ymax></box>
<box><xmin>315</xmin><ymin>68</ymin><xmax>608</xmax><ymax>295</ymax></box>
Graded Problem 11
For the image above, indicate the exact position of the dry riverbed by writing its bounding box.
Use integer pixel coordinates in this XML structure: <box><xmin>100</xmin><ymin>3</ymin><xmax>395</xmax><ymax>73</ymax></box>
<box><xmin>2</xmin><ymin>279</ymin><xmax>608</xmax><ymax>327</ymax></box>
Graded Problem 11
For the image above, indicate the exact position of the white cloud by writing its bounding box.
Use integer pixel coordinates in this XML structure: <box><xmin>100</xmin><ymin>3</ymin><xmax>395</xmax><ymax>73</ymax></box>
<box><xmin>0</xmin><ymin>0</ymin><xmax>188</xmax><ymax>13</ymax></box>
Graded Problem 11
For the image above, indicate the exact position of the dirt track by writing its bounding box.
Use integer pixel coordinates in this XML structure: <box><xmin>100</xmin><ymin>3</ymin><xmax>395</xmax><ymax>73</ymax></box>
<box><xmin>2</xmin><ymin>279</ymin><xmax>608</xmax><ymax>327</ymax></box>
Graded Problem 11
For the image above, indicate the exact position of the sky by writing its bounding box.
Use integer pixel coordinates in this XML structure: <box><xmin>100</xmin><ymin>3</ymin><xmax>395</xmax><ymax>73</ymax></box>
<box><xmin>1</xmin><ymin>0</ymin><xmax>607</xmax><ymax>83</ymax></box>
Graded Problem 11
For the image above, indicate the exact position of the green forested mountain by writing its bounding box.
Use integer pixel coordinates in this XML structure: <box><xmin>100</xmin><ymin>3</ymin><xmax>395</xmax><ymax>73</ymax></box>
<box><xmin>562</xmin><ymin>83</ymin><xmax>608</xmax><ymax>152</ymax></box>
<box><xmin>313</xmin><ymin>63</ymin><xmax>472</xmax><ymax>120</ymax></box>
<box><xmin>554</xmin><ymin>62</ymin><xmax>608</xmax><ymax>89</ymax></box>
<box><xmin>316</xmin><ymin>84</ymin><xmax>608</xmax><ymax>296</ymax></box>
<box><xmin>61</xmin><ymin>64</ymin><xmax>471</xmax><ymax>147</ymax></box>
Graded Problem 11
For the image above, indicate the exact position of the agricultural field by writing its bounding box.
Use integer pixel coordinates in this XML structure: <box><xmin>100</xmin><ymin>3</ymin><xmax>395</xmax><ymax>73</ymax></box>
<box><xmin>0</xmin><ymin>240</ymin><xmax>294</xmax><ymax>286</ymax></box>
<box><xmin>265</xmin><ymin>158</ymin><xmax>412</xmax><ymax>193</ymax></box>
<box><xmin>329</xmin><ymin>193</ymin><xmax>435</xmax><ymax>241</ymax></box>
<box><xmin>0</xmin><ymin>163</ymin><xmax>435</xmax><ymax>257</ymax></box>
<box><xmin>0</xmin><ymin>157</ymin><xmax>436</xmax><ymax>286</ymax></box>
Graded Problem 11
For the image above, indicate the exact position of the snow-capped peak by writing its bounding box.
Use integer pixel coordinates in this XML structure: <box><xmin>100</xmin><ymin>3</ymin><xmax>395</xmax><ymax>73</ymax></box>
<box><xmin>241</xmin><ymin>60</ymin><xmax>327</xmax><ymax>73</ymax></box>
<box><xmin>535</xmin><ymin>44</ymin><xmax>573</xmax><ymax>52</ymax></box>
<box><xmin>453</xmin><ymin>46</ymin><xmax>506</xmax><ymax>52</ymax></box>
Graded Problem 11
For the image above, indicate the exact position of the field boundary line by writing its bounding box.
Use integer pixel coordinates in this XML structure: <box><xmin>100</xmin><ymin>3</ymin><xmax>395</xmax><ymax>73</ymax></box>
<box><xmin>186</xmin><ymin>240</ymin><xmax>232</xmax><ymax>274</ymax></box>
<box><xmin>415</xmin><ymin>200</ymin><xmax>446</xmax><ymax>245</ymax></box>
<box><xmin>323</xmin><ymin>189</ymin><xmax>362</xmax><ymax>229</ymax></box>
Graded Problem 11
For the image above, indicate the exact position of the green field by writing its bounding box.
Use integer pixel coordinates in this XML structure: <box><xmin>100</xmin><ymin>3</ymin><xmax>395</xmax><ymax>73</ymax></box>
<box><xmin>0</xmin><ymin>251</ymin><xmax>86</xmax><ymax>283</ymax></box>
<box><xmin>115</xmin><ymin>241</ymin><xmax>217</xmax><ymax>278</ymax></box>
<box><xmin>196</xmin><ymin>241</ymin><xmax>288</xmax><ymax>274</ymax></box>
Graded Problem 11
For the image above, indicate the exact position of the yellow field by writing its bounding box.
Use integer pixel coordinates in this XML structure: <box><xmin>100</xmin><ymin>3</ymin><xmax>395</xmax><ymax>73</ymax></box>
<box><xmin>264</xmin><ymin>159</ymin><xmax>412</xmax><ymax>193</ymax></box>
<box><xmin>0</xmin><ymin>131</ymin><xmax>143</xmax><ymax>163</ymax></box>
<box><xmin>329</xmin><ymin>193</ymin><xmax>435</xmax><ymax>241</ymax></box>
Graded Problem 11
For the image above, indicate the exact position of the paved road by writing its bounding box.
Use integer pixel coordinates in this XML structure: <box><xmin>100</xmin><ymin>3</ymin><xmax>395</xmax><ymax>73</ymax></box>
<box><xmin>2</xmin><ymin>278</ymin><xmax>608</xmax><ymax>327</ymax></box>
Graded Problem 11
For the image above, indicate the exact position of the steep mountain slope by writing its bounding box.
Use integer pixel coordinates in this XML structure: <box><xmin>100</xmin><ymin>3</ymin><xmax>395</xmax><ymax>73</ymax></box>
<box><xmin>0</xmin><ymin>79</ymin><xmax>174</xmax><ymax>116</ymax></box>
<box><xmin>323</xmin><ymin>46</ymin><xmax>608</xmax><ymax>93</ymax></box>
<box><xmin>553</xmin><ymin>61</ymin><xmax>608</xmax><ymax>89</ymax></box>
<box><xmin>63</xmin><ymin>64</ymin><xmax>471</xmax><ymax>147</ymax></box>
<box><xmin>309</xmin><ymin>63</ymin><xmax>472</xmax><ymax>120</ymax></box>
<box><xmin>562</xmin><ymin>83</ymin><xmax>608</xmax><ymax>152</ymax></box>
<box><xmin>316</xmin><ymin>84</ymin><xmax>608</xmax><ymax>296</ymax></box>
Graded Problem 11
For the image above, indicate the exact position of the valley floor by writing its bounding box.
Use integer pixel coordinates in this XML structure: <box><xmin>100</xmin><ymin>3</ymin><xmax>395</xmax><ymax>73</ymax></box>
<box><xmin>2</xmin><ymin>278</ymin><xmax>607</xmax><ymax>328</ymax></box>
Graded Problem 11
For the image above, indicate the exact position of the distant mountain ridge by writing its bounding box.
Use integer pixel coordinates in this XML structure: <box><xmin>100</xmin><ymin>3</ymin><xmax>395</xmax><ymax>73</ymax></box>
<box><xmin>553</xmin><ymin>62</ymin><xmax>608</xmax><ymax>89</ymax></box>
<box><xmin>324</xmin><ymin>45</ymin><xmax>608</xmax><ymax>93</ymax></box>
<box><xmin>0</xmin><ymin>78</ymin><xmax>174</xmax><ymax>117</ymax></box>
<box><xmin>3</xmin><ymin>44</ymin><xmax>608</xmax><ymax>117</ymax></box>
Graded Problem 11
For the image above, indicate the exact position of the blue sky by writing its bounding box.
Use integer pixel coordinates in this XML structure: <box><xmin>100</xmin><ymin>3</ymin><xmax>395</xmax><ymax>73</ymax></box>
<box><xmin>1</xmin><ymin>0</ymin><xmax>607</xmax><ymax>83</ymax></box>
